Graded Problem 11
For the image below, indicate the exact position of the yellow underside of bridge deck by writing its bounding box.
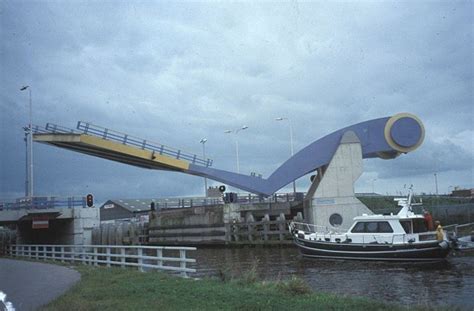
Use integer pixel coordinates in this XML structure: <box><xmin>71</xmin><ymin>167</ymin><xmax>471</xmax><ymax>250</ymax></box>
<box><xmin>33</xmin><ymin>133</ymin><xmax>190</xmax><ymax>171</ymax></box>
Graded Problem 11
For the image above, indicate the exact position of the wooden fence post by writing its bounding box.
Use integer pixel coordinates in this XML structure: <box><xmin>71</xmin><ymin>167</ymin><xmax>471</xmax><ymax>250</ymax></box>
<box><xmin>263</xmin><ymin>214</ymin><xmax>270</xmax><ymax>241</ymax></box>
<box><xmin>93</xmin><ymin>247</ymin><xmax>98</xmax><ymax>266</ymax></box>
<box><xmin>106</xmin><ymin>247</ymin><xmax>111</xmax><ymax>267</ymax></box>
<box><xmin>137</xmin><ymin>248</ymin><xmax>144</xmax><ymax>272</ymax></box>
<box><xmin>179</xmin><ymin>249</ymin><xmax>187</xmax><ymax>278</ymax></box>
<box><xmin>224</xmin><ymin>223</ymin><xmax>231</xmax><ymax>242</ymax></box>
<box><xmin>278</xmin><ymin>213</ymin><xmax>286</xmax><ymax>241</ymax></box>
<box><xmin>121</xmin><ymin>248</ymin><xmax>126</xmax><ymax>268</ymax></box>
<box><xmin>157</xmin><ymin>248</ymin><xmax>163</xmax><ymax>268</ymax></box>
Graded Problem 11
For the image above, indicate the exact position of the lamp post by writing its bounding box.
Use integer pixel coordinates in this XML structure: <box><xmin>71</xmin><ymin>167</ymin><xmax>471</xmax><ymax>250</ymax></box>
<box><xmin>23</xmin><ymin>127</ymin><xmax>29</xmax><ymax>197</ymax></box>
<box><xmin>224</xmin><ymin>125</ymin><xmax>248</xmax><ymax>173</ymax></box>
<box><xmin>20</xmin><ymin>85</ymin><xmax>33</xmax><ymax>199</ymax></box>
<box><xmin>200</xmin><ymin>138</ymin><xmax>208</xmax><ymax>196</ymax></box>
<box><xmin>434</xmin><ymin>173</ymin><xmax>439</xmax><ymax>197</ymax></box>
<box><xmin>276</xmin><ymin>117</ymin><xmax>296</xmax><ymax>193</ymax></box>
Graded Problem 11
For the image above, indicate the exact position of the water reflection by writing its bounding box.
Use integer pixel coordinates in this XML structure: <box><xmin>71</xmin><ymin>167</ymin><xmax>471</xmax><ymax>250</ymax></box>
<box><xmin>191</xmin><ymin>246</ymin><xmax>474</xmax><ymax>310</ymax></box>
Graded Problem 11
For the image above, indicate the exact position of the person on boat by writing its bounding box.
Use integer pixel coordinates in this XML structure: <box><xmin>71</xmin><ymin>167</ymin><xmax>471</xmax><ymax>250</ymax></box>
<box><xmin>435</xmin><ymin>221</ymin><xmax>444</xmax><ymax>241</ymax></box>
<box><xmin>423</xmin><ymin>209</ymin><xmax>434</xmax><ymax>231</ymax></box>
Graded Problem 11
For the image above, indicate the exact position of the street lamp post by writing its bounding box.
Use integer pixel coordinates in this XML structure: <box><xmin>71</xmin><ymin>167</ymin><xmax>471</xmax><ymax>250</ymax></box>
<box><xmin>372</xmin><ymin>178</ymin><xmax>377</xmax><ymax>194</ymax></box>
<box><xmin>23</xmin><ymin>127</ymin><xmax>29</xmax><ymax>197</ymax></box>
<box><xmin>224</xmin><ymin>125</ymin><xmax>248</xmax><ymax>174</ymax></box>
<box><xmin>20</xmin><ymin>86</ymin><xmax>33</xmax><ymax>199</ymax></box>
<box><xmin>276</xmin><ymin>117</ymin><xmax>296</xmax><ymax>193</ymax></box>
<box><xmin>434</xmin><ymin>173</ymin><xmax>439</xmax><ymax>197</ymax></box>
<box><xmin>200</xmin><ymin>138</ymin><xmax>208</xmax><ymax>196</ymax></box>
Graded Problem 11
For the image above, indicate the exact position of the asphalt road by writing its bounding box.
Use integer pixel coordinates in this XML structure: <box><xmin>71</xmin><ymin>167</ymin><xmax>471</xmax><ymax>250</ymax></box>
<box><xmin>0</xmin><ymin>258</ymin><xmax>80</xmax><ymax>310</ymax></box>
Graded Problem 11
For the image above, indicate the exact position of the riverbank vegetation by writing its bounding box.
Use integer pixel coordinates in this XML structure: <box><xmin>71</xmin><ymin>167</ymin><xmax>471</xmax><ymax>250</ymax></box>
<box><xmin>43</xmin><ymin>265</ymin><xmax>443</xmax><ymax>311</ymax></box>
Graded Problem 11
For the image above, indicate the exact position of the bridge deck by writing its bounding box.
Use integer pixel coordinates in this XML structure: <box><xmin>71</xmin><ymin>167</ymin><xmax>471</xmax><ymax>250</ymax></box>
<box><xmin>33</xmin><ymin>121</ymin><xmax>212</xmax><ymax>172</ymax></box>
<box><xmin>34</xmin><ymin>133</ymin><xmax>190</xmax><ymax>171</ymax></box>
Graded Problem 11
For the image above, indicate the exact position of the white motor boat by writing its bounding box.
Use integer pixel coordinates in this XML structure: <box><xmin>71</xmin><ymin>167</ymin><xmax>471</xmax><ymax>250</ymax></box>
<box><xmin>289</xmin><ymin>190</ymin><xmax>451</xmax><ymax>262</ymax></box>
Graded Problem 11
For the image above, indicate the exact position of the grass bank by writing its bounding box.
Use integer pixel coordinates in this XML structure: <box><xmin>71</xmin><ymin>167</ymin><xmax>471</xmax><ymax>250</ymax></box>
<box><xmin>43</xmin><ymin>265</ymin><xmax>436</xmax><ymax>311</ymax></box>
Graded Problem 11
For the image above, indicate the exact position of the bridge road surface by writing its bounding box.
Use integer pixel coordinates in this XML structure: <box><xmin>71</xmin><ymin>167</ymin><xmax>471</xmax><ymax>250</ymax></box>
<box><xmin>0</xmin><ymin>258</ymin><xmax>80</xmax><ymax>310</ymax></box>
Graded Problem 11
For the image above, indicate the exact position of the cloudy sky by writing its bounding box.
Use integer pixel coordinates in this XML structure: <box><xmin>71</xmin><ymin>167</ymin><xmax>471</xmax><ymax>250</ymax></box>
<box><xmin>1</xmin><ymin>1</ymin><xmax>472</xmax><ymax>203</ymax></box>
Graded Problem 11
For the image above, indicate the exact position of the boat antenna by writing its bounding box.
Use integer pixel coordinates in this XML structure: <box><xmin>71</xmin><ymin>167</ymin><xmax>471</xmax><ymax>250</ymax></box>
<box><xmin>407</xmin><ymin>186</ymin><xmax>413</xmax><ymax>212</ymax></box>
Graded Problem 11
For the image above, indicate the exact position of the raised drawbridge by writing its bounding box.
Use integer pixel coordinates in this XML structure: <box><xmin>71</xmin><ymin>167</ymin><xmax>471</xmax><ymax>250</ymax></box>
<box><xmin>32</xmin><ymin>113</ymin><xmax>424</xmax><ymax>202</ymax></box>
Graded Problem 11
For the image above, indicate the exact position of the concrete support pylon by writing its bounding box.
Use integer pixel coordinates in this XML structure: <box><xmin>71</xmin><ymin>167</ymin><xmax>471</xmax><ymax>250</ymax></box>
<box><xmin>305</xmin><ymin>131</ymin><xmax>373</xmax><ymax>230</ymax></box>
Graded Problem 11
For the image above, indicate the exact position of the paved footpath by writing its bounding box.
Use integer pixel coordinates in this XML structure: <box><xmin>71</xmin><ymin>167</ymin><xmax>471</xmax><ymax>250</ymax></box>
<box><xmin>0</xmin><ymin>258</ymin><xmax>80</xmax><ymax>310</ymax></box>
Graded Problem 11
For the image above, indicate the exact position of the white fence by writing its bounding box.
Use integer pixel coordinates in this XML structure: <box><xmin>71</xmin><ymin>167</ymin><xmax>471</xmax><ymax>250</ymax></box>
<box><xmin>7</xmin><ymin>244</ymin><xmax>196</xmax><ymax>277</ymax></box>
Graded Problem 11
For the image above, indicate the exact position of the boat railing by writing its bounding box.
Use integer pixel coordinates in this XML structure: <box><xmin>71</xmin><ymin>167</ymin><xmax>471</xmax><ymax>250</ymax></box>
<box><xmin>391</xmin><ymin>234</ymin><xmax>408</xmax><ymax>244</ymax></box>
<box><xmin>290</xmin><ymin>221</ymin><xmax>347</xmax><ymax>235</ymax></box>
<box><xmin>443</xmin><ymin>222</ymin><xmax>474</xmax><ymax>238</ymax></box>
<box><xmin>357</xmin><ymin>234</ymin><xmax>422</xmax><ymax>245</ymax></box>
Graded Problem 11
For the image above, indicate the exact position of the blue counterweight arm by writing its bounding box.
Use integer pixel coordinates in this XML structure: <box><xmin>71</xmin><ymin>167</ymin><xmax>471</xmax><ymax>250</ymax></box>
<box><xmin>187</xmin><ymin>113</ymin><xmax>424</xmax><ymax>196</ymax></box>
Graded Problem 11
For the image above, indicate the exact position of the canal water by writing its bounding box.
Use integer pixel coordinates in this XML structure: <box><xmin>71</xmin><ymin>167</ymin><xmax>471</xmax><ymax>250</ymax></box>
<box><xmin>190</xmin><ymin>246</ymin><xmax>474</xmax><ymax>310</ymax></box>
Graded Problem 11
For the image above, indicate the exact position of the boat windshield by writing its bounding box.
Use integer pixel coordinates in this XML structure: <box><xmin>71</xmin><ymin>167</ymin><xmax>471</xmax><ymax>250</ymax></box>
<box><xmin>412</xmin><ymin>219</ymin><xmax>428</xmax><ymax>233</ymax></box>
<box><xmin>400</xmin><ymin>219</ymin><xmax>428</xmax><ymax>234</ymax></box>
<box><xmin>351</xmin><ymin>221</ymin><xmax>393</xmax><ymax>233</ymax></box>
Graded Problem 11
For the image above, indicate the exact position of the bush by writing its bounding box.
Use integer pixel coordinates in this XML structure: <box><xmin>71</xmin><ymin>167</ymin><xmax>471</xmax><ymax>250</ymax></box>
<box><xmin>277</xmin><ymin>276</ymin><xmax>312</xmax><ymax>295</ymax></box>
<box><xmin>217</xmin><ymin>267</ymin><xmax>233</xmax><ymax>282</ymax></box>
<box><xmin>236</xmin><ymin>259</ymin><xmax>259</xmax><ymax>285</ymax></box>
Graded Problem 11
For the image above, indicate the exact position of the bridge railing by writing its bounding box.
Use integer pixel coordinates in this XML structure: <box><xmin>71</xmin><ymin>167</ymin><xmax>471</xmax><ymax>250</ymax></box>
<box><xmin>152</xmin><ymin>192</ymin><xmax>303</xmax><ymax>209</ymax></box>
<box><xmin>7</xmin><ymin>244</ymin><xmax>196</xmax><ymax>277</ymax></box>
<box><xmin>154</xmin><ymin>197</ymin><xmax>224</xmax><ymax>209</ymax></box>
<box><xmin>45</xmin><ymin>123</ymin><xmax>78</xmax><ymax>134</ymax></box>
<box><xmin>0</xmin><ymin>196</ymin><xmax>86</xmax><ymax>210</ymax></box>
<box><xmin>76</xmin><ymin>121</ymin><xmax>213</xmax><ymax>167</ymax></box>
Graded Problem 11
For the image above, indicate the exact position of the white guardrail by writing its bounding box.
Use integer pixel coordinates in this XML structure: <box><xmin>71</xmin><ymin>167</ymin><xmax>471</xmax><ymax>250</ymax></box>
<box><xmin>7</xmin><ymin>244</ymin><xmax>196</xmax><ymax>278</ymax></box>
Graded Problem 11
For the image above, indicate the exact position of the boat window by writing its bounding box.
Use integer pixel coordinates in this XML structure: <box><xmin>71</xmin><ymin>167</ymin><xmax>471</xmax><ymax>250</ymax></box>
<box><xmin>378</xmin><ymin>222</ymin><xmax>393</xmax><ymax>233</ymax></box>
<box><xmin>352</xmin><ymin>222</ymin><xmax>365</xmax><ymax>233</ymax></box>
<box><xmin>367</xmin><ymin>222</ymin><xmax>378</xmax><ymax>232</ymax></box>
<box><xmin>412</xmin><ymin>219</ymin><xmax>428</xmax><ymax>233</ymax></box>
<box><xmin>400</xmin><ymin>220</ymin><xmax>412</xmax><ymax>234</ymax></box>
<box><xmin>351</xmin><ymin>221</ymin><xmax>394</xmax><ymax>233</ymax></box>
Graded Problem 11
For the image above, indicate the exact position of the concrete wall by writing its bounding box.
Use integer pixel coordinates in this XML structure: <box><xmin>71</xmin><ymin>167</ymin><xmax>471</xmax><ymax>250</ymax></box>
<box><xmin>71</xmin><ymin>207</ymin><xmax>100</xmax><ymax>244</ymax></box>
<box><xmin>148</xmin><ymin>205</ymin><xmax>225</xmax><ymax>244</ymax></box>
<box><xmin>307</xmin><ymin>131</ymin><xmax>373</xmax><ymax>230</ymax></box>
<box><xmin>15</xmin><ymin>207</ymin><xmax>100</xmax><ymax>245</ymax></box>
<box><xmin>147</xmin><ymin>201</ymin><xmax>300</xmax><ymax>245</ymax></box>
<box><xmin>153</xmin><ymin>205</ymin><xmax>224</xmax><ymax>228</ymax></box>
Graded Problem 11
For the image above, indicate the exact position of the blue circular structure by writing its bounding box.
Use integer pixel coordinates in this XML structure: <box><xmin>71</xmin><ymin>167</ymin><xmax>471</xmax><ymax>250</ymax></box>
<box><xmin>383</xmin><ymin>113</ymin><xmax>425</xmax><ymax>154</ymax></box>
<box><xmin>390</xmin><ymin>117</ymin><xmax>422</xmax><ymax>148</ymax></box>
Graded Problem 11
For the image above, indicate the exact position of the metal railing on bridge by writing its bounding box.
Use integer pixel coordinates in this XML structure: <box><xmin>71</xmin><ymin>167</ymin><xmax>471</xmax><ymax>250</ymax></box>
<box><xmin>0</xmin><ymin>196</ymin><xmax>86</xmax><ymax>210</ymax></box>
<box><xmin>33</xmin><ymin>121</ymin><xmax>213</xmax><ymax>167</ymax></box>
<box><xmin>7</xmin><ymin>244</ymin><xmax>196</xmax><ymax>277</ymax></box>
<box><xmin>76</xmin><ymin>121</ymin><xmax>213</xmax><ymax>167</ymax></box>
<box><xmin>152</xmin><ymin>192</ymin><xmax>303</xmax><ymax>209</ymax></box>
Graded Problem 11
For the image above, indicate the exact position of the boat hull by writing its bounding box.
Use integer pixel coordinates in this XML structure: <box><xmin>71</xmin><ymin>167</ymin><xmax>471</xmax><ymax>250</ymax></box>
<box><xmin>293</xmin><ymin>236</ymin><xmax>451</xmax><ymax>262</ymax></box>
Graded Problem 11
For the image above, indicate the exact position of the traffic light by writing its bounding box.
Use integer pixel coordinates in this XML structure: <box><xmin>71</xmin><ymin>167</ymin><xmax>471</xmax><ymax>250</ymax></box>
<box><xmin>86</xmin><ymin>194</ymin><xmax>94</xmax><ymax>207</ymax></box>
<box><xmin>219</xmin><ymin>185</ymin><xmax>226</xmax><ymax>193</ymax></box>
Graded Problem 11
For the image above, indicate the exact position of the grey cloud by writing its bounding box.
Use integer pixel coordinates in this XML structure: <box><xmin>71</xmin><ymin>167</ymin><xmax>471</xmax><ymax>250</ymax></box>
<box><xmin>1</xmin><ymin>1</ymin><xmax>472</xmax><ymax>200</ymax></box>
